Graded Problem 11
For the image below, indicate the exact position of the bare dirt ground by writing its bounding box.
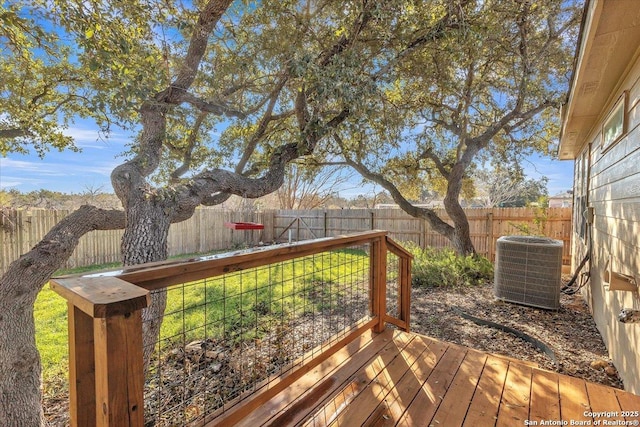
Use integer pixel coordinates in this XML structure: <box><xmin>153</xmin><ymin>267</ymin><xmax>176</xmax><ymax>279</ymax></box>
<box><xmin>410</xmin><ymin>279</ymin><xmax>624</xmax><ymax>389</ymax></box>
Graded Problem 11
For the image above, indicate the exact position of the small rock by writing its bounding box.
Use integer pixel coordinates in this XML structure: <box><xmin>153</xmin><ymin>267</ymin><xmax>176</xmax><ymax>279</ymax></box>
<box><xmin>186</xmin><ymin>341</ymin><xmax>204</xmax><ymax>352</ymax></box>
<box><xmin>168</xmin><ymin>348</ymin><xmax>183</xmax><ymax>360</ymax></box>
<box><xmin>604</xmin><ymin>366</ymin><xmax>618</xmax><ymax>377</ymax></box>
<box><xmin>211</xmin><ymin>363</ymin><xmax>222</xmax><ymax>373</ymax></box>
<box><xmin>590</xmin><ymin>360</ymin><xmax>609</xmax><ymax>371</ymax></box>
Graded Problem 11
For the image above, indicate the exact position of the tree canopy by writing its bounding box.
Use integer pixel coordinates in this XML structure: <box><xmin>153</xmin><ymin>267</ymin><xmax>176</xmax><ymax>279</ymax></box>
<box><xmin>325</xmin><ymin>0</ymin><xmax>581</xmax><ymax>254</ymax></box>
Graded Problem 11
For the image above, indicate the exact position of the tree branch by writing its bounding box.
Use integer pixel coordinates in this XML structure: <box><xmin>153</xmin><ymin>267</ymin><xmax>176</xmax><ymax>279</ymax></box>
<box><xmin>0</xmin><ymin>128</ymin><xmax>31</xmax><ymax>139</ymax></box>
<box><xmin>180</xmin><ymin>92</ymin><xmax>247</xmax><ymax>119</ymax></box>
<box><xmin>375</xmin><ymin>0</ymin><xmax>472</xmax><ymax>77</ymax></box>
<box><xmin>468</xmin><ymin>100</ymin><xmax>554</xmax><ymax>151</ymax></box>
<box><xmin>235</xmin><ymin>76</ymin><xmax>290</xmax><ymax>174</ymax></box>
<box><xmin>333</xmin><ymin>134</ymin><xmax>455</xmax><ymax>238</ymax></box>
<box><xmin>1</xmin><ymin>206</ymin><xmax>125</xmax><ymax>296</ymax></box>
<box><xmin>163</xmin><ymin>0</ymin><xmax>234</xmax><ymax>98</ymax></box>
<box><xmin>418</xmin><ymin>147</ymin><xmax>450</xmax><ymax>179</ymax></box>
<box><xmin>113</xmin><ymin>0</ymin><xmax>234</xmax><ymax>197</ymax></box>
<box><xmin>169</xmin><ymin>112</ymin><xmax>207</xmax><ymax>181</ymax></box>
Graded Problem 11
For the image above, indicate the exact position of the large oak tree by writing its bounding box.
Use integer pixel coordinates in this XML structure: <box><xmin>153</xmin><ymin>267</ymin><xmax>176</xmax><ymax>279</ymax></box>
<box><xmin>329</xmin><ymin>0</ymin><xmax>581</xmax><ymax>255</ymax></box>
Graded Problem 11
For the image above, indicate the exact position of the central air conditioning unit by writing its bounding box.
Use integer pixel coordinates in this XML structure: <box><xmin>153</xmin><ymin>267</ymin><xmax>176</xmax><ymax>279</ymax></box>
<box><xmin>494</xmin><ymin>236</ymin><xmax>564</xmax><ymax>310</ymax></box>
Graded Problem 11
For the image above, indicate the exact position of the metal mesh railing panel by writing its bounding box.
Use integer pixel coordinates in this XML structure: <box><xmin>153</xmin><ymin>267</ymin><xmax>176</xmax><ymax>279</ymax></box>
<box><xmin>142</xmin><ymin>245</ymin><xmax>371</xmax><ymax>426</ymax></box>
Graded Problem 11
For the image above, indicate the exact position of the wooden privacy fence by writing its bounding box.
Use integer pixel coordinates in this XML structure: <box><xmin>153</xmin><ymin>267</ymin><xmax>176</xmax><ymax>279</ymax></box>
<box><xmin>0</xmin><ymin>208</ymin><xmax>265</xmax><ymax>274</ymax></box>
<box><xmin>265</xmin><ymin>207</ymin><xmax>573</xmax><ymax>265</ymax></box>
<box><xmin>0</xmin><ymin>207</ymin><xmax>572</xmax><ymax>275</ymax></box>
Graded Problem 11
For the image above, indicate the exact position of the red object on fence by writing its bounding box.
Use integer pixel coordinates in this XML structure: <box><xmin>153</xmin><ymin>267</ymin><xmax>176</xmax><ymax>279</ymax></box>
<box><xmin>224</xmin><ymin>222</ymin><xmax>264</xmax><ymax>230</ymax></box>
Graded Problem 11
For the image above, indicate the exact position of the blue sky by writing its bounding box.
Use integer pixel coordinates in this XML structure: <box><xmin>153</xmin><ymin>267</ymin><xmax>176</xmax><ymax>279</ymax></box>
<box><xmin>0</xmin><ymin>124</ymin><xmax>574</xmax><ymax>198</ymax></box>
<box><xmin>0</xmin><ymin>122</ymin><xmax>129</xmax><ymax>194</ymax></box>
<box><xmin>521</xmin><ymin>153</ymin><xmax>575</xmax><ymax>197</ymax></box>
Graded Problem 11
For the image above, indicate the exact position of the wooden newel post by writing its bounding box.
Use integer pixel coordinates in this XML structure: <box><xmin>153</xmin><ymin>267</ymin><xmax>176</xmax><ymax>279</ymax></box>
<box><xmin>370</xmin><ymin>235</ymin><xmax>388</xmax><ymax>333</ymax></box>
<box><xmin>51</xmin><ymin>276</ymin><xmax>149</xmax><ymax>427</ymax></box>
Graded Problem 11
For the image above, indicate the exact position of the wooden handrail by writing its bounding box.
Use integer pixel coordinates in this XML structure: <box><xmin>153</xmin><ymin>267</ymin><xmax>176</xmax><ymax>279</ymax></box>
<box><xmin>64</xmin><ymin>230</ymin><xmax>388</xmax><ymax>291</ymax></box>
<box><xmin>50</xmin><ymin>231</ymin><xmax>412</xmax><ymax>427</ymax></box>
<box><xmin>386</xmin><ymin>236</ymin><xmax>414</xmax><ymax>259</ymax></box>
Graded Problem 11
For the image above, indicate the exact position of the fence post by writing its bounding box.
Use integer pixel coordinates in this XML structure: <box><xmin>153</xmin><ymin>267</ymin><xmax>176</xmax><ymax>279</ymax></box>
<box><xmin>487</xmin><ymin>212</ymin><xmax>494</xmax><ymax>261</ymax></box>
<box><xmin>323</xmin><ymin>211</ymin><xmax>328</xmax><ymax>237</ymax></box>
<box><xmin>51</xmin><ymin>276</ymin><xmax>149</xmax><ymax>427</ymax></box>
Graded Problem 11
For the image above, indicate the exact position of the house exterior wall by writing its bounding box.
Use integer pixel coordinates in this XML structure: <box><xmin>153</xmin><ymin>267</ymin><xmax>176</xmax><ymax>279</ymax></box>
<box><xmin>573</xmin><ymin>53</ymin><xmax>640</xmax><ymax>395</ymax></box>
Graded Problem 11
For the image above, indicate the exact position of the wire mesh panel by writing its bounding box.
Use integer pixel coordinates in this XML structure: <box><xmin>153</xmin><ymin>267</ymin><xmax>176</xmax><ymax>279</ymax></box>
<box><xmin>386</xmin><ymin>251</ymin><xmax>400</xmax><ymax>319</ymax></box>
<box><xmin>142</xmin><ymin>245</ymin><xmax>371</xmax><ymax>426</ymax></box>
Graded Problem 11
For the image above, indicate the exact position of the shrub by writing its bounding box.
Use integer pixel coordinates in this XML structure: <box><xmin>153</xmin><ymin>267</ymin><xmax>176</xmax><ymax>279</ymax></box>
<box><xmin>405</xmin><ymin>243</ymin><xmax>493</xmax><ymax>288</ymax></box>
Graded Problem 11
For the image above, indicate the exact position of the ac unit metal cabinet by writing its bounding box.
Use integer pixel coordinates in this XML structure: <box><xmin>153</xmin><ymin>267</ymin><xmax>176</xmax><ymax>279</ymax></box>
<box><xmin>494</xmin><ymin>236</ymin><xmax>564</xmax><ymax>310</ymax></box>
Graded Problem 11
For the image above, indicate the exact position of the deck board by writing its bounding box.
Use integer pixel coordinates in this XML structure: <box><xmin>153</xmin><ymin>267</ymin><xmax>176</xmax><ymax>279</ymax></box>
<box><xmin>396</xmin><ymin>345</ymin><xmax>468</xmax><ymax>426</ymax></box>
<box><xmin>586</xmin><ymin>382</ymin><xmax>625</xmax><ymax>422</ymax></box>
<box><xmin>430</xmin><ymin>349</ymin><xmax>488</xmax><ymax>427</ymax></box>
<box><xmin>529</xmin><ymin>369</ymin><xmax>560</xmax><ymax>423</ymax></box>
<box><xmin>322</xmin><ymin>330</ymin><xmax>416</xmax><ymax>426</ymax></box>
<box><xmin>208</xmin><ymin>329</ymin><xmax>640</xmax><ymax>427</ymax></box>
<box><xmin>496</xmin><ymin>361</ymin><xmax>533</xmax><ymax>426</ymax></box>
<box><xmin>362</xmin><ymin>335</ymin><xmax>440</xmax><ymax>426</ymax></box>
<box><xmin>558</xmin><ymin>375</ymin><xmax>593</xmax><ymax>424</ymax></box>
<box><xmin>241</xmin><ymin>328</ymin><xmax>393</xmax><ymax>427</ymax></box>
<box><xmin>617</xmin><ymin>388</ymin><xmax>640</xmax><ymax>421</ymax></box>
<box><xmin>463</xmin><ymin>354</ymin><xmax>509</xmax><ymax>427</ymax></box>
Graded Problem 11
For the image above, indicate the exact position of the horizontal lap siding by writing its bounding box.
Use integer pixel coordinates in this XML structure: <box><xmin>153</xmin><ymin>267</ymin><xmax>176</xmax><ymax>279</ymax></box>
<box><xmin>583</xmin><ymin>57</ymin><xmax>640</xmax><ymax>395</ymax></box>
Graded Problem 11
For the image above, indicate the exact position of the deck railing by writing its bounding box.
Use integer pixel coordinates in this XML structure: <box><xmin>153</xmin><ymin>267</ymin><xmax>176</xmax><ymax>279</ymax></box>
<box><xmin>50</xmin><ymin>230</ymin><xmax>412</xmax><ymax>426</ymax></box>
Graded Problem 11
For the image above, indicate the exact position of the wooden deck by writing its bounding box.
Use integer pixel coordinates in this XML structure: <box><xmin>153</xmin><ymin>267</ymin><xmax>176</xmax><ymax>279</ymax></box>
<box><xmin>214</xmin><ymin>328</ymin><xmax>640</xmax><ymax>426</ymax></box>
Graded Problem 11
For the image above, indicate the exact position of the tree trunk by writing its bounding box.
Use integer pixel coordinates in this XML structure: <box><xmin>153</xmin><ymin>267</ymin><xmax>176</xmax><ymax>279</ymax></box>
<box><xmin>0</xmin><ymin>206</ymin><xmax>124</xmax><ymax>426</ymax></box>
<box><xmin>0</xmin><ymin>278</ymin><xmax>43</xmax><ymax>427</ymax></box>
<box><xmin>121</xmin><ymin>199</ymin><xmax>171</xmax><ymax>369</ymax></box>
<box><xmin>442</xmin><ymin>161</ymin><xmax>477</xmax><ymax>256</ymax></box>
<box><xmin>443</xmin><ymin>194</ymin><xmax>476</xmax><ymax>256</ymax></box>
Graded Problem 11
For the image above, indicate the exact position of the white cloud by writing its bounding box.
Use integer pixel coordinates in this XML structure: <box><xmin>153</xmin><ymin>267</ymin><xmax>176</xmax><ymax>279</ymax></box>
<box><xmin>0</xmin><ymin>158</ymin><xmax>68</xmax><ymax>175</ymax></box>
<box><xmin>64</xmin><ymin>126</ymin><xmax>131</xmax><ymax>149</ymax></box>
<box><xmin>0</xmin><ymin>173</ymin><xmax>50</xmax><ymax>189</ymax></box>
<box><xmin>73</xmin><ymin>161</ymin><xmax>120</xmax><ymax>176</ymax></box>
<box><xmin>1</xmin><ymin>157</ymin><xmax>119</xmax><ymax>180</ymax></box>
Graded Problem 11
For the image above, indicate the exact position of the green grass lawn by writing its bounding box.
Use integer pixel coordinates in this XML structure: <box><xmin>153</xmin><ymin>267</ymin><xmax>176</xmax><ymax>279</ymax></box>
<box><xmin>160</xmin><ymin>250</ymin><xmax>368</xmax><ymax>345</ymax></box>
<box><xmin>35</xmin><ymin>248</ymin><xmax>369</xmax><ymax>387</ymax></box>
<box><xmin>34</xmin><ymin>287</ymin><xmax>68</xmax><ymax>385</ymax></box>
